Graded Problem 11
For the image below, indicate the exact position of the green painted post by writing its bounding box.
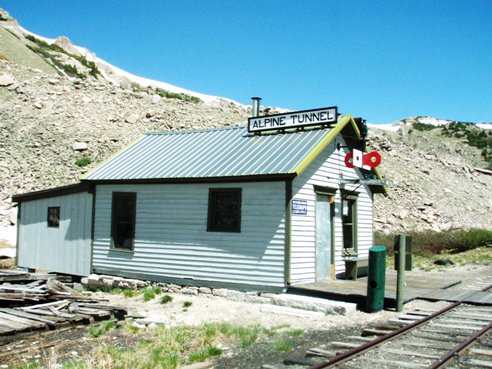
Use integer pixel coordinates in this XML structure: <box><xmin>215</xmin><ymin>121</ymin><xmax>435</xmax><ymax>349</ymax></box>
<box><xmin>366</xmin><ymin>245</ymin><xmax>386</xmax><ymax>313</ymax></box>
<box><xmin>396</xmin><ymin>235</ymin><xmax>406</xmax><ymax>312</ymax></box>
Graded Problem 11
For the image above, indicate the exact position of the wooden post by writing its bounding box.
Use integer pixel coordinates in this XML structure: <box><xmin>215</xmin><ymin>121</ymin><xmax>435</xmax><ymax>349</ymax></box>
<box><xmin>396</xmin><ymin>235</ymin><xmax>406</xmax><ymax>312</ymax></box>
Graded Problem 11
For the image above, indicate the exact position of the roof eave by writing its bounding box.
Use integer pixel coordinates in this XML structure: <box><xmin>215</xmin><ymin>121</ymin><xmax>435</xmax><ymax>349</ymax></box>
<box><xmin>12</xmin><ymin>182</ymin><xmax>93</xmax><ymax>203</ymax></box>
<box><xmin>84</xmin><ymin>173</ymin><xmax>297</xmax><ymax>185</ymax></box>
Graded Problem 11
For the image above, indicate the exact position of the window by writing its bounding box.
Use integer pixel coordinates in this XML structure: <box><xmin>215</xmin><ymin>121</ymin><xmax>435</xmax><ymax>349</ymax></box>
<box><xmin>342</xmin><ymin>195</ymin><xmax>357</xmax><ymax>252</ymax></box>
<box><xmin>111</xmin><ymin>192</ymin><xmax>136</xmax><ymax>250</ymax></box>
<box><xmin>47</xmin><ymin>207</ymin><xmax>60</xmax><ymax>228</ymax></box>
<box><xmin>207</xmin><ymin>188</ymin><xmax>241</xmax><ymax>232</ymax></box>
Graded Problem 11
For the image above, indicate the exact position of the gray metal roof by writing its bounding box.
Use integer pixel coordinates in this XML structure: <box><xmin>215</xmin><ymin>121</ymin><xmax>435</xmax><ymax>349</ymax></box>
<box><xmin>83</xmin><ymin>119</ymin><xmax>348</xmax><ymax>181</ymax></box>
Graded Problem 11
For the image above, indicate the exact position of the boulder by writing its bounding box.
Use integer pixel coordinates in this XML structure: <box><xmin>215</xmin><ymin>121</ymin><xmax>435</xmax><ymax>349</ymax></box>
<box><xmin>72</xmin><ymin>142</ymin><xmax>88</xmax><ymax>151</ymax></box>
<box><xmin>125</xmin><ymin>113</ymin><xmax>139</xmax><ymax>124</ymax></box>
<box><xmin>0</xmin><ymin>74</ymin><xmax>15</xmax><ymax>87</ymax></box>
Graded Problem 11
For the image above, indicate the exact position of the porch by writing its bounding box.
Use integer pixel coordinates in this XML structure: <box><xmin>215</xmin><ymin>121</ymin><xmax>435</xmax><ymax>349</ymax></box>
<box><xmin>288</xmin><ymin>269</ymin><xmax>491</xmax><ymax>310</ymax></box>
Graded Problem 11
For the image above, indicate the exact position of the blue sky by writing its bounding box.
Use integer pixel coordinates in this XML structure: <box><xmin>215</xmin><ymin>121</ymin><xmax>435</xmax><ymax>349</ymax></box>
<box><xmin>2</xmin><ymin>0</ymin><xmax>491</xmax><ymax>123</ymax></box>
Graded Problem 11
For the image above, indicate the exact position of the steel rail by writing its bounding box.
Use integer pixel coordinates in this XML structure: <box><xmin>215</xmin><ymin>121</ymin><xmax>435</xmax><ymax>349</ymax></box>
<box><xmin>307</xmin><ymin>301</ymin><xmax>459</xmax><ymax>369</ymax></box>
<box><xmin>427</xmin><ymin>320</ymin><xmax>492</xmax><ymax>369</ymax></box>
<box><xmin>308</xmin><ymin>282</ymin><xmax>492</xmax><ymax>369</ymax></box>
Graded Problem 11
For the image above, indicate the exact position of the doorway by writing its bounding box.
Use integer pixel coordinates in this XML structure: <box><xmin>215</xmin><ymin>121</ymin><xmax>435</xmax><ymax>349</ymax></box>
<box><xmin>315</xmin><ymin>193</ymin><xmax>335</xmax><ymax>280</ymax></box>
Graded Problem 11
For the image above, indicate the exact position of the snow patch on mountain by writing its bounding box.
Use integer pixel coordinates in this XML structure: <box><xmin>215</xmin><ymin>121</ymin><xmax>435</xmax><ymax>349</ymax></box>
<box><xmin>17</xmin><ymin>26</ymin><xmax>236</xmax><ymax>105</ymax></box>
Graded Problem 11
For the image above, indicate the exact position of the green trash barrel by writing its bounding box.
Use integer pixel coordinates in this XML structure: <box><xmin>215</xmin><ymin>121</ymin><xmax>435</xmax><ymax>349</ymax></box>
<box><xmin>366</xmin><ymin>245</ymin><xmax>386</xmax><ymax>313</ymax></box>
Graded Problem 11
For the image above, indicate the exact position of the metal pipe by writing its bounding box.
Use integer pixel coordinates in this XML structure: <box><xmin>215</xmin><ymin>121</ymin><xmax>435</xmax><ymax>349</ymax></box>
<box><xmin>251</xmin><ymin>97</ymin><xmax>262</xmax><ymax>117</ymax></box>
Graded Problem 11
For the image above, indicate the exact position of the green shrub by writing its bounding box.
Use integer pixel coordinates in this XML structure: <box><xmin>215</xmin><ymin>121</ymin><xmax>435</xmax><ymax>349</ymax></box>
<box><xmin>160</xmin><ymin>294</ymin><xmax>173</xmax><ymax>304</ymax></box>
<box><xmin>413</xmin><ymin>122</ymin><xmax>438</xmax><ymax>131</ymax></box>
<box><xmin>183</xmin><ymin>301</ymin><xmax>193</xmax><ymax>308</ymax></box>
<box><xmin>375</xmin><ymin>228</ymin><xmax>492</xmax><ymax>257</ymax></box>
<box><xmin>154</xmin><ymin>87</ymin><xmax>202</xmax><ymax>104</ymax></box>
<box><xmin>61</xmin><ymin>63</ymin><xmax>85</xmax><ymax>79</ymax></box>
<box><xmin>25</xmin><ymin>34</ymin><xmax>100</xmax><ymax>78</ymax></box>
<box><xmin>443</xmin><ymin>122</ymin><xmax>492</xmax><ymax>167</ymax></box>
<box><xmin>25</xmin><ymin>34</ymin><xmax>51</xmax><ymax>48</ymax></box>
<box><xmin>75</xmin><ymin>156</ymin><xmax>91</xmax><ymax>167</ymax></box>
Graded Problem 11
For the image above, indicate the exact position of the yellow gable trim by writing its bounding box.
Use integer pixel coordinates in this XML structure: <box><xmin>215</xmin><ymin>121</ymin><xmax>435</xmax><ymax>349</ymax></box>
<box><xmin>293</xmin><ymin>115</ymin><xmax>353</xmax><ymax>176</ymax></box>
<box><xmin>293</xmin><ymin>115</ymin><xmax>388</xmax><ymax>194</ymax></box>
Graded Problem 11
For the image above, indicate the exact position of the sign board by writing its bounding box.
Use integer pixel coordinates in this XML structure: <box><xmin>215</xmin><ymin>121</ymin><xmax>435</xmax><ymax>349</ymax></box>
<box><xmin>248</xmin><ymin>106</ymin><xmax>337</xmax><ymax>133</ymax></box>
<box><xmin>292</xmin><ymin>199</ymin><xmax>308</xmax><ymax>215</ymax></box>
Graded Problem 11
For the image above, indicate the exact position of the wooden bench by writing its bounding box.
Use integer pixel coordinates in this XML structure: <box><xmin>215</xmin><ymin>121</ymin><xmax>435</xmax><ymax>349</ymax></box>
<box><xmin>344</xmin><ymin>257</ymin><xmax>369</xmax><ymax>280</ymax></box>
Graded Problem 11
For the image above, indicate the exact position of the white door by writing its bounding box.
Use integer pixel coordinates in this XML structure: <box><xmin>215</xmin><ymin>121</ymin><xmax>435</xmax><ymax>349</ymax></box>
<box><xmin>315</xmin><ymin>194</ymin><xmax>334</xmax><ymax>280</ymax></box>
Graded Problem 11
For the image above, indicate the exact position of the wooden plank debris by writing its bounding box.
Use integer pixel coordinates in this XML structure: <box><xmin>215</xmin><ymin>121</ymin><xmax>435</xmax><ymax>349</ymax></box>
<box><xmin>0</xmin><ymin>270</ymin><xmax>51</xmax><ymax>283</ymax></box>
<box><xmin>0</xmin><ymin>270</ymin><xmax>127</xmax><ymax>339</ymax></box>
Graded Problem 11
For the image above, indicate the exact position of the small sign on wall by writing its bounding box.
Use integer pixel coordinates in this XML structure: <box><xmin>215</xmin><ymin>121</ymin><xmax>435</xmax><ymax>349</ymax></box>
<box><xmin>292</xmin><ymin>199</ymin><xmax>308</xmax><ymax>215</ymax></box>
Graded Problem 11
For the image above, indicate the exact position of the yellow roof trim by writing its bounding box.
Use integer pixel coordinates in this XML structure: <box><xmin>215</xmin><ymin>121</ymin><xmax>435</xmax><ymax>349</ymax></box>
<box><xmin>80</xmin><ymin>134</ymin><xmax>145</xmax><ymax>180</ymax></box>
<box><xmin>293</xmin><ymin>115</ymin><xmax>354</xmax><ymax>176</ymax></box>
<box><xmin>293</xmin><ymin>115</ymin><xmax>387</xmax><ymax>194</ymax></box>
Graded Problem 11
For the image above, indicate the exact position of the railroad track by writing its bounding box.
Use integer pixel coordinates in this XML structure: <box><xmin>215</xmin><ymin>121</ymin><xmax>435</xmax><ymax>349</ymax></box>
<box><xmin>262</xmin><ymin>277</ymin><xmax>492</xmax><ymax>369</ymax></box>
<box><xmin>305</xmin><ymin>303</ymin><xmax>492</xmax><ymax>369</ymax></box>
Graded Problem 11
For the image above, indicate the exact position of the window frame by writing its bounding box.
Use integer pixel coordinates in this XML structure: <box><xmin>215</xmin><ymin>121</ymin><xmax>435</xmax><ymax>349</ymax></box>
<box><xmin>341</xmin><ymin>193</ymin><xmax>358</xmax><ymax>254</ymax></box>
<box><xmin>110</xmin><ymin>192</ymin><xmax>137</xmax><ymax>251</ymax></box>
<box><xmin>47</xmin><ymin>206</ymin><xmax>60</xmax><ymax>228</ymax></box>
<box><xmin>207</xmin><ymin>188</ymin><xmax>242</xmax><ymax>233</ymax></box>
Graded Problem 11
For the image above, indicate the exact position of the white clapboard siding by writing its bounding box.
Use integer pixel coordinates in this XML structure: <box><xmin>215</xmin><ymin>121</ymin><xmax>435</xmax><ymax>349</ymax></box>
<box><xmin>290</xmin><ymin>138</ymin><xmax>374</xmax><ymax>283</ymax></box>
<box><xmin>17</xmin><ymin>192</ymin><xmax>93</xmax><ymax>276</ymax></box>
<box><xmin>92</xmin><ymin>182</ymin><xmax>286</xmax><ymax>288</ymax></box>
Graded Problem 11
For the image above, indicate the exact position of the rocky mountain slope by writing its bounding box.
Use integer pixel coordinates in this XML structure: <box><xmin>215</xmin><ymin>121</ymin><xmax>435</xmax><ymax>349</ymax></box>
<box><xmin>0</xmin><ymin>8</ymin><xmax>491</xmax><ymax>241</ymax></box>
<box><xmin>369</xmin><ymin>121</ymin><xmax>491</xmax><ymax>234</ymax></box>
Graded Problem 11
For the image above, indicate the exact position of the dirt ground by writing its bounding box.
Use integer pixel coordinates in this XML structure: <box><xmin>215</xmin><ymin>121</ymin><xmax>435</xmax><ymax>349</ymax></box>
<box><xmin>104</xmin><ymin>264</ymin><xmax>491</xmax><ymax>330</ymax></box>
<box><xmin>2</xmin><ymin>264</ymin><xmax>491</xmax><ymax>368</ymax></box>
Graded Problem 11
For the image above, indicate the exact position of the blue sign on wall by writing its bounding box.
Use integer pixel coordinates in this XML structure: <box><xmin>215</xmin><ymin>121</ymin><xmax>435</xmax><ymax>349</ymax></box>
<box><xmin>292</xmin><ymin>199</ymin><xmax>308</xmax><ymax>215</ymax></box>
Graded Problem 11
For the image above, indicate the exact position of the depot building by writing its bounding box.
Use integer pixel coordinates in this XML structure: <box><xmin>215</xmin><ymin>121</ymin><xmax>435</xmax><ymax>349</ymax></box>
<box><xmin>12</xmin><ymin>103</ymin><xmax>386</xmax><ymax>291</ymax></box>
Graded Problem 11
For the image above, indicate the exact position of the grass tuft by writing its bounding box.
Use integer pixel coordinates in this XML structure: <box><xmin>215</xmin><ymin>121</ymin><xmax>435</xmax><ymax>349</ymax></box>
<box><xmin>286</xmin><ymin>328</ymin><xmax>304</xmax><ymax>337</ymax></box>
<box><xmin>122</xmin><ymin>289</ymin><xmax>136</xmax><ymax>298</ymax></box>
<box><xmin>271</xmin><ymin>339</ymin><xmax>293</xmax><ymax>352</ymax></box>
<box><xmin>87</xmin><ymin>320</ymin><xmax>116</xmax><ymax>338</ymax></box>
<box><xmin>154</xmin><ymin>87</ymin><xmax>202</xmax><ymax>104</ymax></box>
<box><xmin>75</xmin><ymin>156</ymin><xmax>91</xmax><ymax>167</ymax></box>
<box><xmin>17</xmin><ymin>321</ymin><xmax>309</xmax><ymax>368</ymax></box>
<box><xmin>160</xmin><ymin>294</ymin><xmax>173</xmax><ymax>304</ymax></box>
